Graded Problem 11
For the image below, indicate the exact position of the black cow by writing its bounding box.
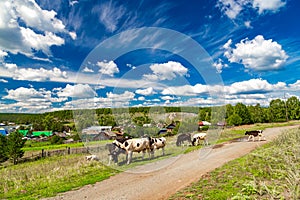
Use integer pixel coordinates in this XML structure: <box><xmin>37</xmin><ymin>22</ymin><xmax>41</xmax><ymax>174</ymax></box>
<box><xmin>176</xmin><ymin>133</ymin><xmax>191</xmax><ymax>146</ymax></box>
<box><xmin>105</xmin><ymin>143</ymin><xmax>126</xmax><ymax>165</ymax></box>
<box><xmin>245</xmin><ymin>130</ymin><xmax>265</xmax><ymax>141</ymax></box>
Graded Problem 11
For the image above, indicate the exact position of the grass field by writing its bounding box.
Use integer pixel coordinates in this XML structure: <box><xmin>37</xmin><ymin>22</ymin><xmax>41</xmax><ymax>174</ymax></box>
<box><xmin>169</xmin><ymin>127</ymin><xmax>300</xmax><ymax>200</ymax></box>
<box><xmin>1</xmin><ymin>121</ymin><xmax>298</xmax><ymax>199</ymax></box>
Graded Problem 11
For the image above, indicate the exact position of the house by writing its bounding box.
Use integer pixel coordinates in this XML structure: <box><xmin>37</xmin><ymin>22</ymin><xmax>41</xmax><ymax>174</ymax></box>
<box><xmin>0</xmin><ymin>128</ymin><xmax>8</xmax><ymax>136</ymax></box>
<box><xmin>166</xmin><ymin>123</ymin><xmax>176</xmax><ymax>132</ymax></box>
<box><xmin>32</xmin><ymin>131</ymin><xmax>53</xmax><ymax>137</ymax></box>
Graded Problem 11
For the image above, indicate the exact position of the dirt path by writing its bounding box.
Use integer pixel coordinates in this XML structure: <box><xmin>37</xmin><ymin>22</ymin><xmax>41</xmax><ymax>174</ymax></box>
<box><xmin>44</xmin><ymin>125</ymin><xmax>297</xmax><ymax>200</ymax></box>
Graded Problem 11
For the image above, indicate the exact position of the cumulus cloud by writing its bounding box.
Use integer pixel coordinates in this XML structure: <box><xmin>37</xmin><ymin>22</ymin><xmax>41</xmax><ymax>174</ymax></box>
<box><xmin>223</xmin><ymin>35</ymin><xmax>288</xmax><ymax>71</ymax></box>
<box><xmin>161</xmin><ymin>78</ymin><xmax>287</xmax><ymax>97</ymax></box>
<box><xmin>217</xmin><ymin>0</ymin><xmax>286</xmax><ymax>19</ymax></box>
<box><xmin>226</xmin><ymin>78</ymin><xmax>286</xmax><ymax>94</ymax></box>
<box><xmin>217</xmin><ymin>0</ymin><xmax>246</xmax><ymax>19</ymax></box>
<box><xmin>213</xmin><ymin>58</ymin><xmax>228</xmax><ymax>73</ymax></box>
<box><xmin>252</xmin><ymin>0</ymin><xmax>286</xmax><ymax>14</ymax></box>
<box><xmin>57</xmin><ymin>84</ymin><xmax>97</xmax><ymax>98</ymax></box>
<box><xmin>143</xmin><ymin>61</ymin><xmax>188</xmax><ymax>81</ymax></box>
<box><xmin>135</xmin><ymin>87</ymin><xmax>155</xmax><ymax>96</ymax></box>
<box><xmin>82</xmin><ymin>66</ymin><xmax>94</xmax><ymax>73</ymax></box>
<box><xmin>3</xmin><ymin>63</ymin><xmax>68</xmax><ymax>81</ymax></box>
<box><xmin>97</xmin><ymin>60</ymin><xmax>119</xmax><ymax>76</ymax></box>
<box><xmin>0</xmin><ymin>0</ymin><xmax>73</xmax><ymax>57</ymax></box>
<box><xmin>106</xmin><ymin>91</ymin><xmax>135</xmax><ymax>101</ymax></box>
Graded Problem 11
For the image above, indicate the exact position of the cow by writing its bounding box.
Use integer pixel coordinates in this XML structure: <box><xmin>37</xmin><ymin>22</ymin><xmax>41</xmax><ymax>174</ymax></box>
<box><xmin>85</xmin><ymin>154</ymin><xmax>99</xmax><ymax>161</ymax></box>
<box><xmin>105</xmin><ymin>143</ymin><xmax>126</xmax><ymax>165</ymax></box>
<box><xmin>176</xmin><ymin>133</ymin><xmax>191</xmax><ymax>146</ymax></box>
<box><xmin>112</xmin><ymin>137</ymin><xmax>152</xmax><ymax>164</ymax></box>
<box><xmin>150</xmin><ymin>137</ymin><xmax>166</xmax><ymax>157</ymax></box>
<box><xmin>245</xmin><ymin>130</ymin><xmax>265</xmax><ymax>142</ymax></box>
<box><xmin>192</xmin><ymin>133</ymin><xmax>208</xmax><ymax>146</ymax></box>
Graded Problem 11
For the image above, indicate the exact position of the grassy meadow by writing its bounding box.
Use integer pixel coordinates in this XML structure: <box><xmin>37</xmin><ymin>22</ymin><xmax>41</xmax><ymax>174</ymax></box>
<box><xmin>170</xmin><ymin>127</ymin><xmax>300</xmax><ymax>200</ymax></box>
<box><xmin>0</xmin><ymin>121</ymin><xmax>298</xmax><ymax>199</ymax></box>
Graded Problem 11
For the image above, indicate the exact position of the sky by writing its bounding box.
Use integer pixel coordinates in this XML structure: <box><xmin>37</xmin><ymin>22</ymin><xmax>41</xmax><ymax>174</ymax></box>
<box><xmin>0</xmin><ymin>0</ymin><xmax>300</xmax><ymax>113</ymax></box>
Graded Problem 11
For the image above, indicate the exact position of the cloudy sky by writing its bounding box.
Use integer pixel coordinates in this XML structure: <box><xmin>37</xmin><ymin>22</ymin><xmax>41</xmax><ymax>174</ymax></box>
<box><xmin>0</xmin><ymin>0</ymin><xmax>299</xmax><ymax>113</ymax></box>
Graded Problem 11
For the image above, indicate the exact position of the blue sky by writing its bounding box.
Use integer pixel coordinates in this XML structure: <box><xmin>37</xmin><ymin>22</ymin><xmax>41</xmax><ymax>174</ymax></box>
<box><xmin>0</xmin><ymin>0</ymin><xmax>299</xmax><ymax>113</ymax></box>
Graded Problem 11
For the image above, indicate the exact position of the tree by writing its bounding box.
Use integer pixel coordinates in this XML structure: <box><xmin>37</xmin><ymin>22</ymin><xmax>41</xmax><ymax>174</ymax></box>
<box><xmin>6</xmin><ymin>131</ymin><xmax>26</xmax><ymax>164</ymax></box>
<box><xmin>248</xmin><ymin>104</ymin><xmax>265</xmax><ymax>123</ymax></box>
<box><xmin>286</xmin><ymin>96</ymin><xmax>300</xmax><ymax>120</ymax></box>
<box><xmin>269</xmin><ymin>99</ymin><xmax>286</xmax><ymax>122</ymax></box>
<box><xmin>234</xmin><ymin>103</ymin><xmax>252</xmax><ymax>124</ymax></box>
<box><xmin>0</xmin><ymin>135</ymin><xmax>8</xmax><ymax>163</ymax></box>
<box><xmin>227</xmin><ymin>114</ymin><xmax>242</xmax><ymax>126</ymax></box>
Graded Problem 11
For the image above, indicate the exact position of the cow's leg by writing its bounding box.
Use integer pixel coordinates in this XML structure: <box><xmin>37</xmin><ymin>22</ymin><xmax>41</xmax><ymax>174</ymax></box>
<box><xmin>127</xmin><ymin>151</ymin><xmax>132</xmax><ymax>164</ymax></box>
<box><xmin>162</xmin><ymin>147</ymin><xmax>165</xmax><ymax>156</ymax></box>
<box><xmin>108</xmin><ymin>154</ymin><xmax>112</xmax><ymax>165</ymax></box>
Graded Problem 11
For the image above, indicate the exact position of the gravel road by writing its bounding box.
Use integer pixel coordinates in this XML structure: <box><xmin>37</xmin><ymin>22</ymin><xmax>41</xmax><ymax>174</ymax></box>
<box><xmin>44</xmin><ymin>125</ymin><xmax>297</xmax><ymax>200</ymax></box>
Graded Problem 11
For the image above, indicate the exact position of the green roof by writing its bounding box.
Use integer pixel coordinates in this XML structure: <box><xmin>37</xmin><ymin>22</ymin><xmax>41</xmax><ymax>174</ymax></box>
<box><xmin>18</xmin><ymin>130</ymin><xmax>29</xmax><ymax>136</ymax></box>
<box><xmin>32</xmin><ymin>131</ymin><xmax>53</xmax><ymax>137</ymax></box>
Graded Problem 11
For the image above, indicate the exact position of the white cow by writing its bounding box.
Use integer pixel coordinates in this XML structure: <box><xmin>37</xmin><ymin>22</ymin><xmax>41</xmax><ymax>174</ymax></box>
<box><xmin>85</xmin><ymin>154</ymin><xmax>99</xmax><ymax>161</ymax></box>
<box><xmin>112</xmin><ymin>137</ymin><xmax>151</xmax><ymax>164</ymax></box>
<box><xmin>150</xmin><ymin>137</ymin><xmax>166</xmax><ymax>157</ymax></box>
<box><xmin>192</xmin><ymin>133</ymin><xmax>208</xmax><ymax>146</ymax></box>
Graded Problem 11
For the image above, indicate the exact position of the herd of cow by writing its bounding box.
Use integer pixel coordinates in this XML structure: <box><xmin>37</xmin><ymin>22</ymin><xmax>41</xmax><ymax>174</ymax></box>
<box><xmin>85</xmin><ymin>129</ymin><xmax>265</xmax><ymax>165</ymax></box>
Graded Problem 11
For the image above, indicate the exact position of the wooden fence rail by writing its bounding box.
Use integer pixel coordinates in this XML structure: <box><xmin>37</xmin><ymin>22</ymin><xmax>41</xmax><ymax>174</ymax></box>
<box><xmin>18</xmin><ymin>146</ymin><xmax>101</xmax><ymax>164</ymax></box>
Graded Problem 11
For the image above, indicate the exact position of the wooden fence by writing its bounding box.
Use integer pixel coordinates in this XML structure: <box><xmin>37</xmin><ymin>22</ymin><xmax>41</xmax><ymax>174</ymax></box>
<box><xmin>18</xmin><ymin>146</ymin><xmax>103</xmax><ymax>164</ymax></box>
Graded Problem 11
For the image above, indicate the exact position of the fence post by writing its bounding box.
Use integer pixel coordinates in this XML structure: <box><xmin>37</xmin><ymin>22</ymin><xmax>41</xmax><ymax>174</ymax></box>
<box><xmin>68</xmin><ymin>147</ymin><xmax>70</xmax><ymax>155</ymax></box>
<box><xmin>41</xmin><ymin>149</ymin><xmax>44</xmax><ymax>158</ymax></box>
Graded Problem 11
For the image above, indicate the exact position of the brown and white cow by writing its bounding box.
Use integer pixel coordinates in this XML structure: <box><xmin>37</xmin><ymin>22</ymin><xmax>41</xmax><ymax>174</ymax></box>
<box><xmin>192</xmin><ymin>133</ymin><xmax>208</xmax><ymax>146</ymax></box>
<box><xmin>245</xmin><ymin>130</ymin><xmax>265</xmax><ymax>141</ymax></box>
<box><xmin>112</xmin><ymin>137</ymin><xmax>152</xmax><ymax>164</ymax></box>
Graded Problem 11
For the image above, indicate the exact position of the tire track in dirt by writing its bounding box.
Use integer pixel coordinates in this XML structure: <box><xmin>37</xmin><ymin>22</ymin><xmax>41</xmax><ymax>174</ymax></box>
<box><xmin>44</xmin><ymin>125</ymin><xmax>297</xmax><ymax>200</ymax></box>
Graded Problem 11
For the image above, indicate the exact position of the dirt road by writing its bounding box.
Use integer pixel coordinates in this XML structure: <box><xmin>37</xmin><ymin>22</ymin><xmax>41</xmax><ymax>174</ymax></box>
<box><xmin>45</xmin><ymin>125</ymin><xmax>297</xmax><ymax>200</ymax></box>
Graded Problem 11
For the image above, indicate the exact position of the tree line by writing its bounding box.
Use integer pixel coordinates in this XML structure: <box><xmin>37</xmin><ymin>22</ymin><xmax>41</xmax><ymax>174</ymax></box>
<box><xmin>0</xmin><ymin>97</ymin><xmax>299</xmax><ymax>130</ymax></box>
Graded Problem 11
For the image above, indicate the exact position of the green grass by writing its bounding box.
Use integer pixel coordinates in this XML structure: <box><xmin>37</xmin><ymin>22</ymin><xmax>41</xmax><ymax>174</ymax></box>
<box><xmin>0</xmin><ymin>154</ymin><xmax>118</xmax><ymax>200</ymax></box>
<box><xmin>2</xmin><ymin>121</ymin><xmax>298</xmax><ymax>199</ymax></box>
<box><xmin>169</xmin><ymin>127</ymin><xmax>300</xmax><ymax>200</ymax></box>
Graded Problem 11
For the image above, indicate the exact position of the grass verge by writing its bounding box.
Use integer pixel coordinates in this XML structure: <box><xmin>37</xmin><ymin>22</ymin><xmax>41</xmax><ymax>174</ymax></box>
<box><xmin>0</xmin><ymin>154</ymin><xmax>118</xmax><ymax>200</ymax></box>
<box><xmin>169</xmin><ymin>127</ymin><xmax>300</xmax><ymax>200</ymax></box>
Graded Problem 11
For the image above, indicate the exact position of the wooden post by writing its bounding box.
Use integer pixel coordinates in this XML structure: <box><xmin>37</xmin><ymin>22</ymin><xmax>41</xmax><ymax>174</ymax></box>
<box><xmin>41</xmin><ymin>149</ymin><xmax>44</xmax><ymax>158</ymax></box>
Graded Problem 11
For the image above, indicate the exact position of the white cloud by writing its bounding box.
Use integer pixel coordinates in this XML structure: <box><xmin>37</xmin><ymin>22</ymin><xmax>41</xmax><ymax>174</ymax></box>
<box><xmin>82</xmin><ymin>66</ymin><xmax>94</xmax><ymax>73</ymax></box>
<box><xmin>226</xmin><ymin>78</ymin><xmax>286</xmax><ymax>94</ymax></box>
<box><xmin>106</xmin><ymin>91</ymin><xmax>135</xmax><ymax>101</ymax></box>
<box><xmin>69</xmin><ymin>32</ymin><xmax>77</xmax><ymax>40</ymax></box>
<box><xmin>217</xmin><ymin>0</ymin><xmax>286</xmax><ymax>20</ymax></box>
<box><xmin>2</xmin><ymin>87</ymin><xmax>59</xmax><ymax>112</ymax></box>
<box><xmin>161</xmin><ymin>96</ymin><xmax>175</xmax><ymax>101</ymax></box>
<box><xmin>3</xmin><ymin>63</ymin><xmax>68</xmax><ymax>81</ymax></box>
<box><xmin>143</xmin><ymin>61</ymin><xmax>188</xmax><ymax>81</ymax></box>
<box><xmin>252</xmin><ymin>0</ymin><xmax>286</xmax><ymax>14</ymax></box>
<box><xmin>0</xmin><ymin>78</ymin><xmax>8</xmax><ymax>83</ymax></box>
<box><xmin>93</xmin><ymin>1</ymin><xmax>126</xmax><ymax>32</ymax></box>
<box><xmin>217</xmin><ymin>0</ymin><xmax>245</xmax><ymax>19</ymax></box>
<box><xmin>135</xmin><ymin>87</ymin><xmax>155</xmax><ymax>96</ymax></box>
<box><xmin>223</xmin><ymin>35</ymin><xmax>288</xmax><ymax>71</ymax></box>
<box><xmin>138</xmin><ymin>96</ymin><xmax>145</xmax><ymax>101</ymax></box>
<box><xmin>57</xmin><ymin>84</ymin><xmax>97</xmax><ymax>99</ymax></box>
<box><xmin>97</xmin><ymin>60</ymin><xmax>119</xmax><ymax>76</ymax></box>
<box><xmin>244</xmin><ymin>21</ymin><xmax>252</xmax><ymax>28</ymax></box>
<box><xmin>0</xmin><ymin>0</ymin><xmax>73</xmax><ymax>57</ymax></box>
<box><xmin>0</xmin><ymin>50</ymin><xmax>8</xmax><ymax>61</ymax></box>
<box><xmin>213</xmin><ymin>58</ymin><xmax>228</xmax><ymax>73</ymax></box>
